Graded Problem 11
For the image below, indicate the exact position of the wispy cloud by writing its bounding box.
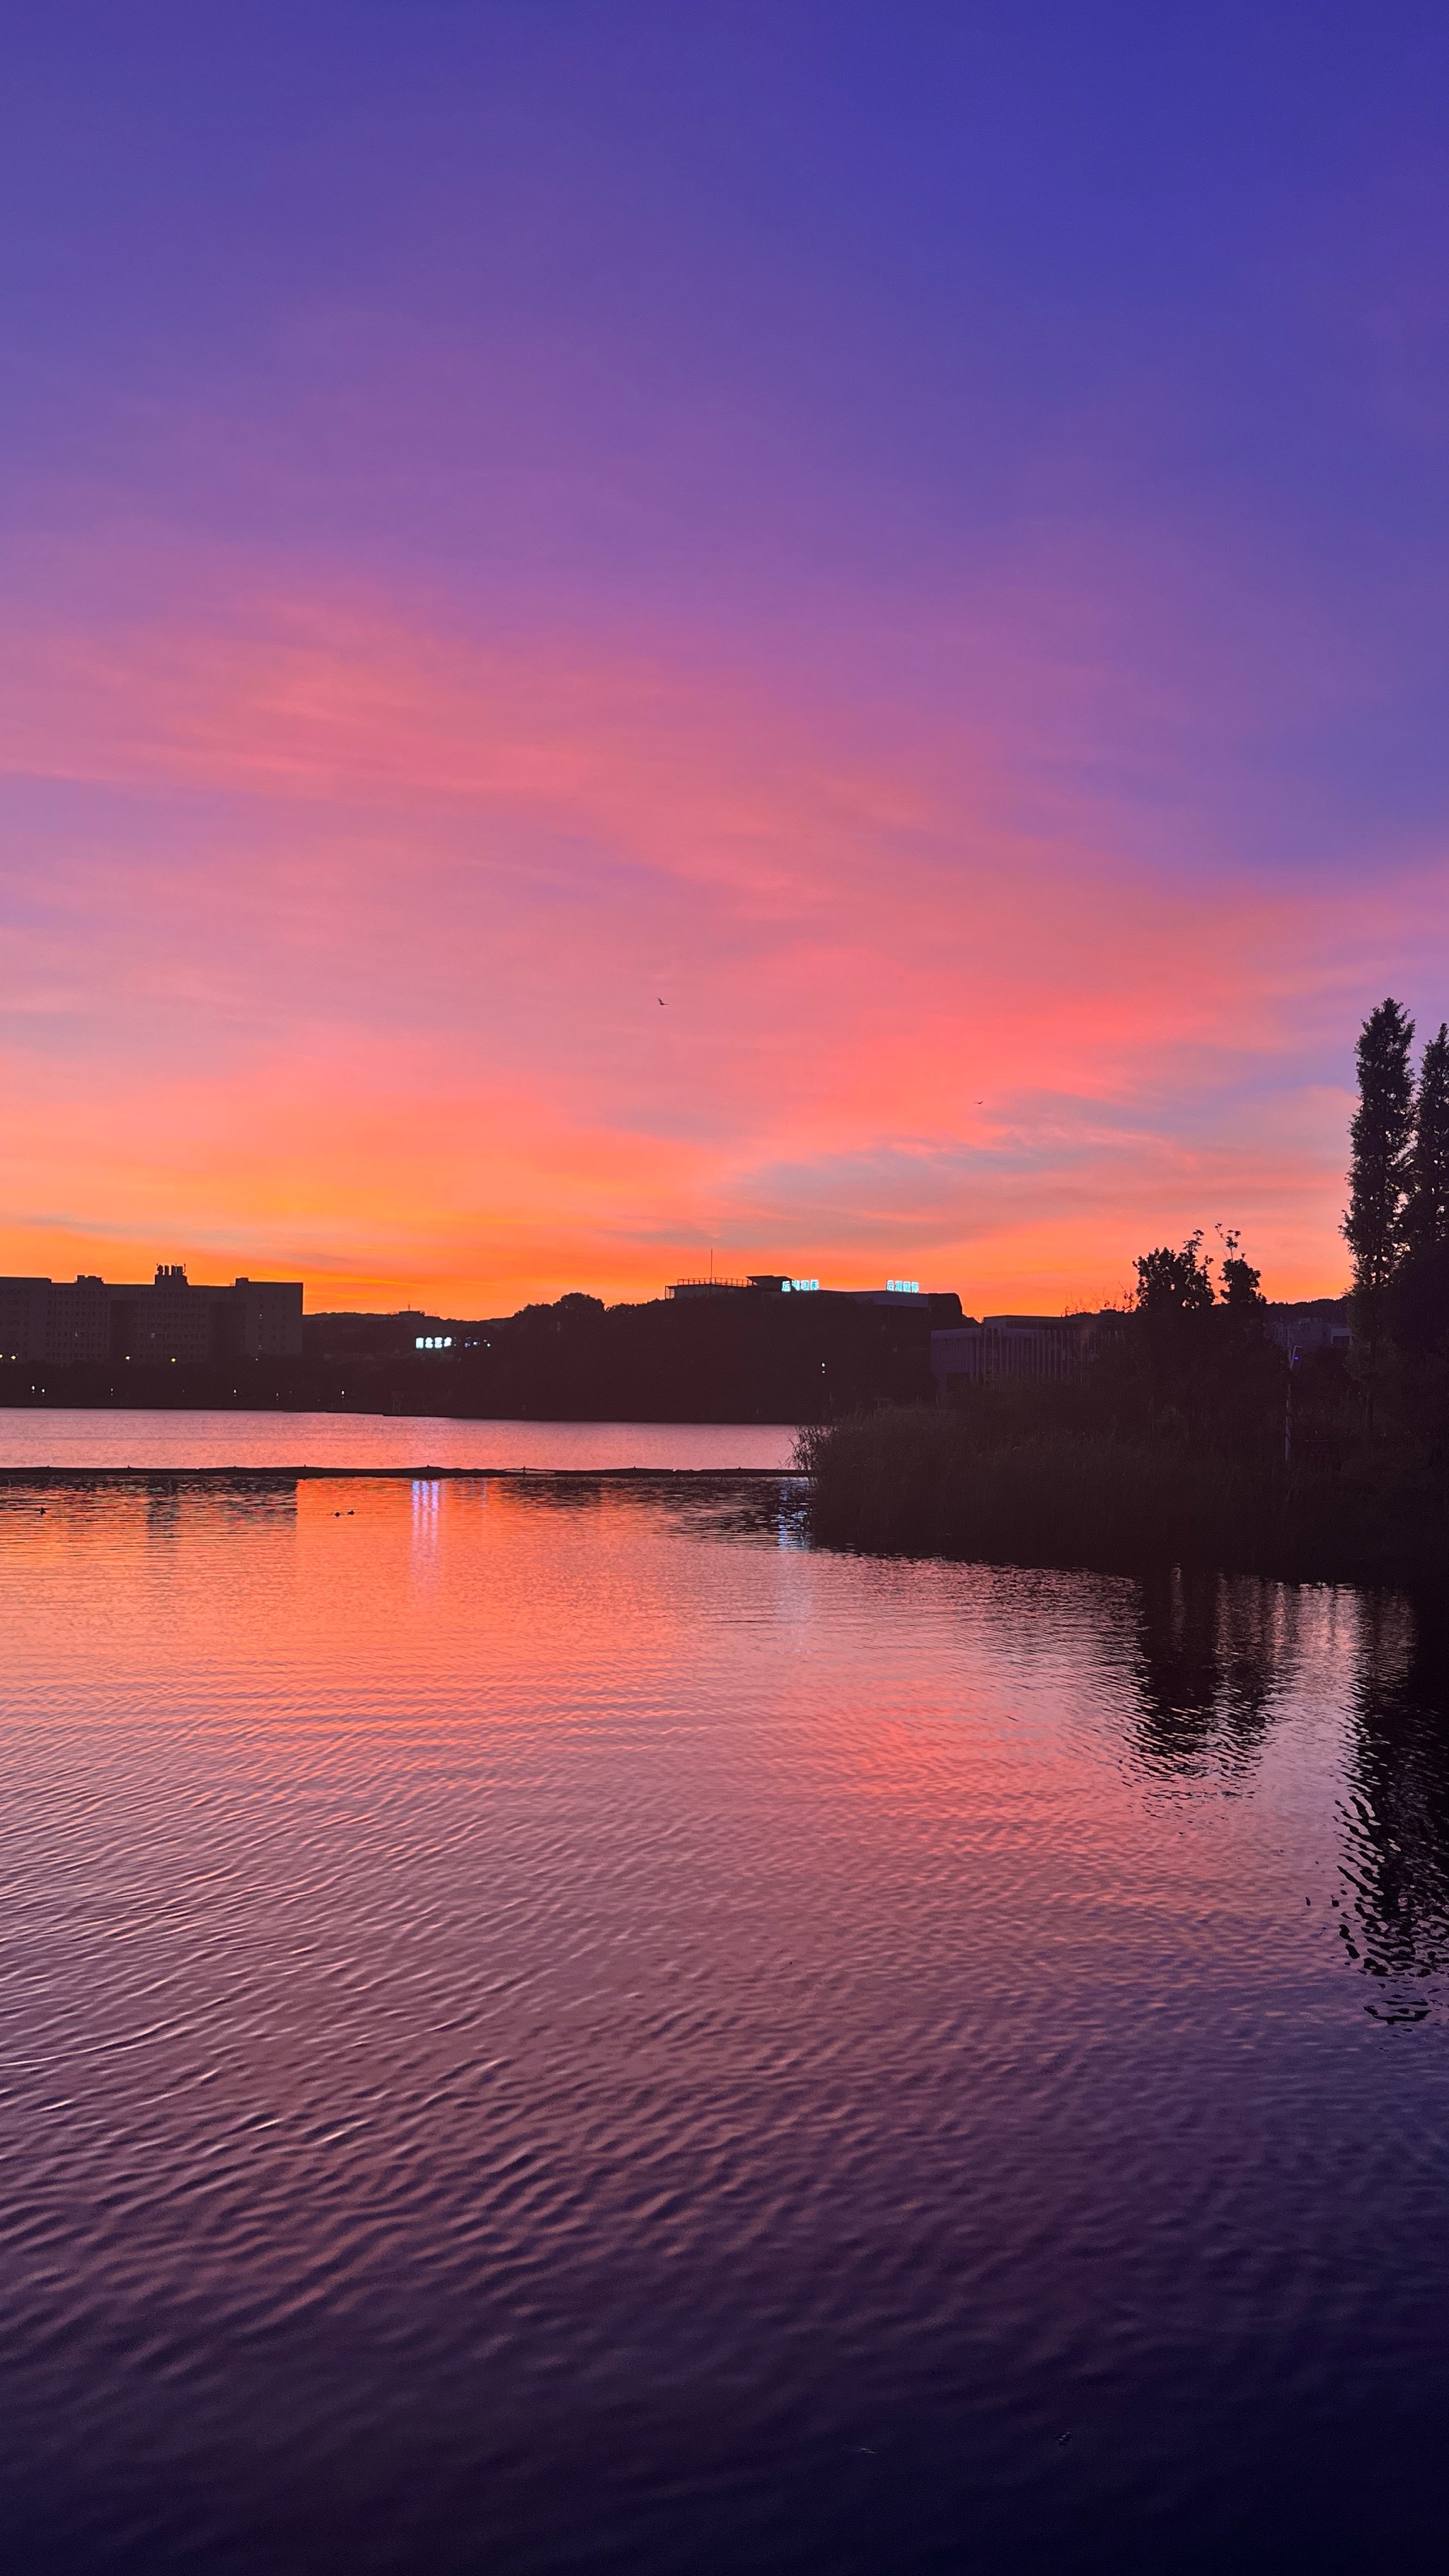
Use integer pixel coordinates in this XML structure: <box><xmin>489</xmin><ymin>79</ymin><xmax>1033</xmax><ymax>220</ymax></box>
<box><xmin>1</xmin><ymin>583</ymin><xmax>1443</xmax><ymax>1309</ymax></box>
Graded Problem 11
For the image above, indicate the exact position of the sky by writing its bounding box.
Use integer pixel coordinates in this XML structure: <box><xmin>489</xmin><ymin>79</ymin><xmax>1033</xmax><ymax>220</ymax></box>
<box><xmin>4</xmin><ymin>0</ymin><xmax>1449</xmax><ymax>1314</ymax></box>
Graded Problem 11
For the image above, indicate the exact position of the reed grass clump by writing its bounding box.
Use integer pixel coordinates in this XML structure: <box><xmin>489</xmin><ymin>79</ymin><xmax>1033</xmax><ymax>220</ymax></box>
<box><xmin>795</xmin><ymin>1399</ymin><xmax>1449</xmax><ymax>1585</ymax></box>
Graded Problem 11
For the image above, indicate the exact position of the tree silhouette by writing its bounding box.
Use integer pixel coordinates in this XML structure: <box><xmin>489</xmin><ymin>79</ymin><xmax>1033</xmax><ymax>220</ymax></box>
<box><xmin>1344</xmin><ymin>998</ymin><xmax>1415</xmax><ymax>1302</ymax></box>
<box><xmin>1404</xmin><ymin>1021</ymin><xmax>1449</xmax><ymax>1258</ymax></box>
<box><xmin>1217</xmin><ymin>1227</ymin><xmax>1264</xmax><ymax>1309</ymax></box>
<box><xmin>1134</xmin><ymin>1232</ymin><xmax>1216</xmax><ymax>1313</ymax></box>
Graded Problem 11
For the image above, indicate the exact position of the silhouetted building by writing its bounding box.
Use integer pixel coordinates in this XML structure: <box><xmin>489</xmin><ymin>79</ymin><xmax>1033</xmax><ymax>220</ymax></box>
<box><xmin>931</xmin><ymin>1312</ymin><xmax>1122</xmax><ymax>1393</ymax></box>
<box><xmin>0</xmin><ymin>1266</ymin><xmax>304</xmax><ymax>1365</ymax></box>
<box><xmin>1264</xmin><ymin>1297</ymin><xmax>1351</xmax><ymax>1356</ymax></box>
<box><xmin>669</xmin><ymin>1274</ymin><xmax>925</xmax><ymax>1304</ymax></box>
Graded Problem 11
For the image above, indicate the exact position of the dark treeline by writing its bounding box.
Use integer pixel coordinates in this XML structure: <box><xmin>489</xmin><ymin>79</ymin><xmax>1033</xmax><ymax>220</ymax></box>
<box><xmin>1344</xmin><ymin>999</ymin><xmax>1449</xmax><ymax>1389</ymax></box>
<box><xmin>0</xmin><ymin>1289</ymin><xmax>962</xmax><ymax>1423</ymax></box>
<box><xmin>804</xmin><ymin>1001</ymin><xmax>1449</xmax><ymax>1585</ymax></box>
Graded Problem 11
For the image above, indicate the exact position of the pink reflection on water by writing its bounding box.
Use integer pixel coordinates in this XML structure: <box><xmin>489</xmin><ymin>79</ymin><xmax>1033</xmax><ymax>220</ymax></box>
<box><xmin>0</xmin><ymin>1409</ymin><xmax>797</xmax><ymax>1471</ymax></box>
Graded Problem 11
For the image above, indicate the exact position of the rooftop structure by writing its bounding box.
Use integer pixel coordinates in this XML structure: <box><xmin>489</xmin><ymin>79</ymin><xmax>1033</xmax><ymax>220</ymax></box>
<box><xmin>669</xmin><ymin>1274</ymin><xmax>925</xmax><ymax>1304</ymax></box>
<box><xmin>845</xmin><ymin>1284</ymin><xmax>928</xmax><ymax>1308</ymax></box>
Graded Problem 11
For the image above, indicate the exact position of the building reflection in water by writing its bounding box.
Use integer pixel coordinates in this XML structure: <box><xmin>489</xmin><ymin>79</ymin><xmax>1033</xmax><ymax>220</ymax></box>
<box><xmin>410</xmin><ymin>1476</ymin><xmax>444</xmax><ymax>1585</ymax></box>
<box><xmin>142</xmin><ymin>1476</ymin><xmax>299</xmax><ymax>1544</ymax></box>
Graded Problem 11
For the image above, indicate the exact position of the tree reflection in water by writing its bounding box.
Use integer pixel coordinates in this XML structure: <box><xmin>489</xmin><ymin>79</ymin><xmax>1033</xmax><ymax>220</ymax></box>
<box><xmin>1346</xmin><ymin>1594</ymin><xmax>1449</xmax><ymax>2022</ymax></box>
<box><xmin>1126</xmin><ymin>1568</ymin><xmax>1449</xmax><ymax>2022</ymax></box>
<box><xmin>1129</xmin><ymin>1566</ymin><xmax>1293</xmax><ymax>1783</ymax></box>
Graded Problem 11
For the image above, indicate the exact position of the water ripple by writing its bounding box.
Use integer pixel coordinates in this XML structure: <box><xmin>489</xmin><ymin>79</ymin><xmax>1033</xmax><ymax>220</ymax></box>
<box><xmin>0</xmin><ymin>1482</ymin><xmax>1446</xmax><ymax>2572</ymax></box>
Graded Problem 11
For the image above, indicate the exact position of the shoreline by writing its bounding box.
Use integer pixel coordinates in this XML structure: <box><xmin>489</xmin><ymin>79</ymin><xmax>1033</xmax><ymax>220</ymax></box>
<box><xmin>0</xmin><ymin>1464</ymin><xmax>804</xmax><ymax>1485</ymax></box>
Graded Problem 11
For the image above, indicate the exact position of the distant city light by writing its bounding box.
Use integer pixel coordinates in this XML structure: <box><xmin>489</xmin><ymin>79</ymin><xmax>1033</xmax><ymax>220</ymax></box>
<box><xmin>415</xmin><ymin>1335</ymin><xmax>454</xmax><ymax>1350</ymax></box>
<box><xmin>886</xmin><ymin>1280</ymin><xmax>920</xmax><ymax>1294</ymax></box>
<box><xmin>787</xmin><ymin>1278</ymin><xmax>819</xmax><ymax>1292</ymax></box>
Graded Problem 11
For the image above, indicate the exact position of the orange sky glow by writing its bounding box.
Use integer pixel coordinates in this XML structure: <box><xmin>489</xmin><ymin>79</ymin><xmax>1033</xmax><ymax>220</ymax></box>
<box><xmin>8</xmin><ymin>15</ymin><xmax>1449</xmax><ymax>1322</ymax></box>
<box><xmin>1</xmin><ymin>583</ymin><xmax>1441</xmax><ymax>1314</ymax></box>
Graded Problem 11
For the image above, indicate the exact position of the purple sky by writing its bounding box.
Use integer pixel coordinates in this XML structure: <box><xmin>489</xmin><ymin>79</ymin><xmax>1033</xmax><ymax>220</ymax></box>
<box><xmin>3</xmin><ymin>2</ymin><xmax>1448</xmax><ymax>1307</ymax></box>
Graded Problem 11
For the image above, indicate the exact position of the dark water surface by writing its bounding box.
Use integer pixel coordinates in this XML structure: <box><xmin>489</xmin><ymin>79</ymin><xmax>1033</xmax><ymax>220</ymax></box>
<box><xmin>2</xmin><ymin>1475</ymin><xmax>1448</xmax><ymax>2574</ymax></box>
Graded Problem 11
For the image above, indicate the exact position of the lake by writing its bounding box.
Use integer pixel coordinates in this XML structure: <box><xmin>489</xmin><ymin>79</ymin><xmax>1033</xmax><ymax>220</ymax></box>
<box><xmin>1</xmin><ymin>1464</ymin><xmax>1447</xmax><ymax>2572</ymax></box>
<box><xmin>0</xmin><ymin>1409</ymin><xmax>798</xmax><ymax>1472</ymax></box>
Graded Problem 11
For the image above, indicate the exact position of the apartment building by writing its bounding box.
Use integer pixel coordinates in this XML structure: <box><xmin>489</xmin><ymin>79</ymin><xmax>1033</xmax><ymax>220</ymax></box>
<box><xmin>0</xmin><ymin>1266</ymin><xmax>304</xmax><ymax>1365</ymax></box>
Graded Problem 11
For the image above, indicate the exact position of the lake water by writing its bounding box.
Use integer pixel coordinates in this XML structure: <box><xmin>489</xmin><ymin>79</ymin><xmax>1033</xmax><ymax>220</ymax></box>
<box><xmin>0</xmin><ymin>1409</ymin><xmax>797</xmax><ymax>1471</ymax></box>
<box><xmin>1</xmin><ymin>1473</ymin><xmax>1447</xmax><ymax>2574</ymax></box>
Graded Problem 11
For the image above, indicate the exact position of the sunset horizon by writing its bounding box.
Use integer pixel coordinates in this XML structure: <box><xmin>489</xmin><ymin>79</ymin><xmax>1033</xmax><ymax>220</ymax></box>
<box><xmin>6</xmin><ymin>9</ymin><xmax>1445</xmax><ymax>1316</ymax></box>
<box><xmin>8</xmin><ymin>13</ymin><xmax>1449</xmax><ymax>2572</ymax></box>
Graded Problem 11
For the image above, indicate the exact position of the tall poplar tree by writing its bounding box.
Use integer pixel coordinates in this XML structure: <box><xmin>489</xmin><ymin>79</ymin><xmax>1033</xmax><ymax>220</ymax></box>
<box><xmin>1343</xmin><ymin>998</ymin><xmax>1415</xmax><ymax>1299</ymax></box>
<box><xmin>1403</xmin><ymin>1022</ymin><xmax>1449</xmax><ymax>1257</ymax></box>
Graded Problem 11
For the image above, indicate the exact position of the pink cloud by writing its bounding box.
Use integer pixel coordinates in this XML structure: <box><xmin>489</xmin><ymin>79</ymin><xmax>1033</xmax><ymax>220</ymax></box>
<box><xmin>1</xmin><ymin>587</ymin><xmax>1444</xmax><ymax>1311</ymax></box>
